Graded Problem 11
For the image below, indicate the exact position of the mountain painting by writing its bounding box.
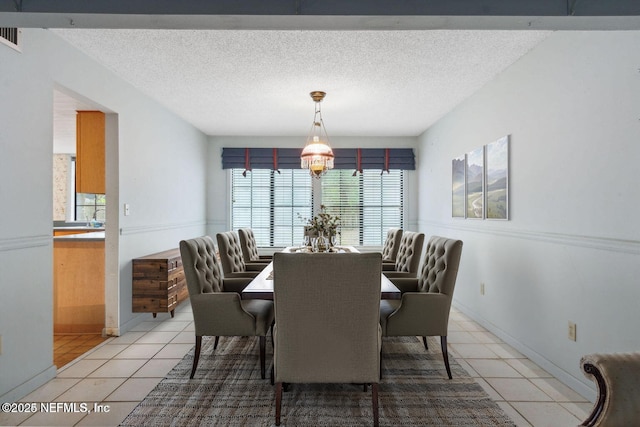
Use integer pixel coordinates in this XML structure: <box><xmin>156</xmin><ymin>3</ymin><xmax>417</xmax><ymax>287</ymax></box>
<box><xmin>466</xmin><ymin>147</ymin><xmax>484</xmax><ymax>218</ymax></box>
<box><xmin>485</xmin><ymin>136</ymin><xmax>509</xmax><ymax>219</ymax></box>
<box><xmin>452</xmin><ymin>156</ymin><xmax>466</xmax><ymax>217</ymax></box>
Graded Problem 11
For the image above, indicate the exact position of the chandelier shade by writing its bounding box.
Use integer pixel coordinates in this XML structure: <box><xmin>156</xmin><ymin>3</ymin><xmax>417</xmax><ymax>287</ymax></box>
<box><xmin>301</xmin><ymin>91</ymin><xmax>334</xmax><ymax>178</ymax></box>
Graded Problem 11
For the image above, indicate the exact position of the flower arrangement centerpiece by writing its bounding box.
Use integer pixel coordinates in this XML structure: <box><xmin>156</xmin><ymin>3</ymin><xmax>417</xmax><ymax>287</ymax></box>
<box><xmin>299</xmin><ymin>205</ymin><xmax>341</xmax><ymax>248</ymax></box>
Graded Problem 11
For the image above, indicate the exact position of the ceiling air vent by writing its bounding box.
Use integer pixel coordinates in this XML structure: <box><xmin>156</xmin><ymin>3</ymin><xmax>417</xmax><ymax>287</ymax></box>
<box><xmin>0</xmin><ymin>28</ymin><xmax>21</xmax><ymax>52</ymax></box>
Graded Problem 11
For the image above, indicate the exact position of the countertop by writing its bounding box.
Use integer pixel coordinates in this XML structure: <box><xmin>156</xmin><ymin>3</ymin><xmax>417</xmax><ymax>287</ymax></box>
<box><xmin>54</xmin><ymin>231</ymin><xmax>105</xmax><ymax>241</ymax></box>
<box><xmin>53</xmin><ymin>225</ymin><xmax>105</xmax><ymax>231</ymax></box>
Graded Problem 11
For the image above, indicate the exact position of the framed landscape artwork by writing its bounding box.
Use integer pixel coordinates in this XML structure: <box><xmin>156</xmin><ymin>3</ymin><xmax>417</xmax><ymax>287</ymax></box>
<box><xmin>466</xmin><ymin>147</ymin><xmax>484</xmax><ymax>219</ymax></box>
<box><xmin>452</xmin><ymin>156</ymin><xmax>466</xmax><ymax>218</ymax></box>
<box><xmin>485</xmin><ymin>135</ymin><xmax>509</xmax><ymax>220</ymax></box>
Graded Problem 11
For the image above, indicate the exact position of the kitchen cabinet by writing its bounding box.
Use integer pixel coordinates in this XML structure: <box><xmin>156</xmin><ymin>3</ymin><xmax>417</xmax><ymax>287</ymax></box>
<box><xmin>53</xmin><ymin>235</ymin><xmax>105</xmax><ymax>334</ymax></box>
<box><xmin>76</xmin><ymin>111</ymin><xmax>105</xmax><ymax>194</ymax></box>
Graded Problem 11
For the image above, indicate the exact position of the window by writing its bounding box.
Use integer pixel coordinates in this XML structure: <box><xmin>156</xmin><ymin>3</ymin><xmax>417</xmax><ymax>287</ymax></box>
<box><xmin>71</xmin><ymin>157</ymin><xmax>106</xmax><ymax>224</ymax></box>
<box><xmin>321</xmin><ymin>169</ymin><xmax>403</xmax><ymax>246</ymax></box>
<box><xmin>231</xmin><ymin>169</ymin><xmax>312</xmax><ymax>247</ymax></box>
<box><xmin>231</xmin><ymin>168</ymin><xmax>404</xmax><ymax>247</ymax></box>
<box><xmin>76</xmin><ymin>193</ymin><xmax>106</xmax><ymax>224</ymax></box>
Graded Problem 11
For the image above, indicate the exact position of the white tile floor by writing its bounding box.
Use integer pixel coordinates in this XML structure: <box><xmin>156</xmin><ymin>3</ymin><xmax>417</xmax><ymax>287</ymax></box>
<box><xmin>1</xmin><ymin>303</ymin><xmax>594</xmax><ymax>427</ymax></box>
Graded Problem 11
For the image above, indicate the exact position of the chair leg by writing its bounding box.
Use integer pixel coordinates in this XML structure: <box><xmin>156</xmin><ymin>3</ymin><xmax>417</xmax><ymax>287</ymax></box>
<box><xmin>270</xmin><ymin>364</ymin><xmax>275</xmax><ymax>386</ymax></box>
<box><xmin>214</xmin><ymin>336</ymin><xmax>220</xmax><ymax>350</ymax></box>
<box><xmin>275</xmin><ymin>382</ymin><xmax>283</xmax><ymax>426</ymax></box>
<box><xmin>422</xmin><ymin>336</ymin><xmax>428</xmax><ymax>350</ymax></box>
<box><xmin>372</xmin><ymin>383</ymin><xmax>379</xmax><ymax>427</ymax></box>
<box><xmin>270</xmin><ymin>320</ymin><xmax>275</xmax><ymax>351</ymax></box>
<box><xmin>260</xmin><ymin>335</ymin><xmax>266</xmax><ymax>379</ymax></box>
<box><xmin>190</xmin><ymin>335</ymin><xmax>202</xmax><ymax>379</ymax></box>
<box><xmin>440</xmin><ymin>335</ymin><xmax>452</xmax><ymax>379</ymax></box>
<box><xmin>379</xmin><ymin>341</ymin><xmax>383</xmax><ymax>380</ymax></box>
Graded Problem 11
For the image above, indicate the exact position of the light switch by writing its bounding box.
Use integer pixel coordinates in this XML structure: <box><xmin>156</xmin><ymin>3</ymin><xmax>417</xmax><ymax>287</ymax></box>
<box><xmin>124</xmin><ymin>203</ymin><xmax>130</xmax><ymax>216</ymax></box>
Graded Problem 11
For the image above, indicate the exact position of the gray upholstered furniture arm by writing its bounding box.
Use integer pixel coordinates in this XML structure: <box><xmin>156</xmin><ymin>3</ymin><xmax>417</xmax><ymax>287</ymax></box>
<box><xmin>382</xmin><ymin>293</ymin><xmax>450</xmax><ymax>336</ymax></box>
<box><xmin>222</xmin><ymin>277</ymin><xmax>252</xmax><ymax>294</ymax></box>
<box><xmin>383</xmin><ymin>271</ymin><xmax>419</xmax><ymax>279</ymax></box>
<box><xmin>245</xmin><ymin>262</ymin><xmax>268</xmax><ymax>271</ymax></box>
<box><xmin>388</xmin><ymin>277</ymin><xmax>419</xmax><ymax>293</ymax></box>
<box><xmin>189</xmin><ymin>292</ymin><xmax>257</xmax><ymax>337</ymax></box>
<box><xmin>382</xmin><ymin>261</ymin><xmax>396</xmax><ymax>271</ymax></box>
<box><xmin>580</xmin><ymin>352</ymin><xmax>640</xmax><ymax>426</ymax></box>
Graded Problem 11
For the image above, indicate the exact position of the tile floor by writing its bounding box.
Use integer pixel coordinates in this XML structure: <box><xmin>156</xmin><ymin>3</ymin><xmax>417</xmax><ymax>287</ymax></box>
<box><xmin>54</xmin><ymin>335</ymin><xmax>110</xmax><ymax>368</ymax></box>
<box><xmin>1</xmin><ymin>303</ymin><xmax>594</xmax><ymax>426</ymax></box>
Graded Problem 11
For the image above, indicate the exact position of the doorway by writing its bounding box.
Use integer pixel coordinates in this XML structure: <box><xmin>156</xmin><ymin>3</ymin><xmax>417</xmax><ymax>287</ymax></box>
<box><xmin>52</xmin><ymin>88</ymin><xmax>112</xmax><ymax>367</ymax></box>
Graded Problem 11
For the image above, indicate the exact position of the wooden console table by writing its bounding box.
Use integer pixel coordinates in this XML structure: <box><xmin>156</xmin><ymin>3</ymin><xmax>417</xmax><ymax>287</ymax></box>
<box><xmin>132</xmin><ymin>248</ymin><xmax>187</xmax><ymax>317</ymax></box>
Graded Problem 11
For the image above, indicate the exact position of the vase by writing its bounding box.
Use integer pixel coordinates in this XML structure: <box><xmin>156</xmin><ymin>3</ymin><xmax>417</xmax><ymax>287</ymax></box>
<box><xmin>315</xmin><ymin>231</ymin><xmax>328</xmax><ymax>252</ymax></box>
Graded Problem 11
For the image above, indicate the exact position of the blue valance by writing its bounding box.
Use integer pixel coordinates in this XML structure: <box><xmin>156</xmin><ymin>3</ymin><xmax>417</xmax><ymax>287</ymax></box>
<box><xmin>222</xmin><ymin>147</ymin><xmax>415</xmax><ymax>172</ymax></box>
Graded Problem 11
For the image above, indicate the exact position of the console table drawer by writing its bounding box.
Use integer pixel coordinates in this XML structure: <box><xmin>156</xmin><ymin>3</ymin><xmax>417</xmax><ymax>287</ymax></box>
<box><xmin>132</xmin><ymin>248</ymin><xmax>187</xmax><ymax>318</ymax></box>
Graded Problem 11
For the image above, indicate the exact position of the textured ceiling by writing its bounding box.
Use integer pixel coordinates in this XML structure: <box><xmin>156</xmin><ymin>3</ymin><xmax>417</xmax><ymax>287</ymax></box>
<box><xmin>51</xmin><ymin>28</ymin><xmax>551</xmax><ymax>149</ymax></box>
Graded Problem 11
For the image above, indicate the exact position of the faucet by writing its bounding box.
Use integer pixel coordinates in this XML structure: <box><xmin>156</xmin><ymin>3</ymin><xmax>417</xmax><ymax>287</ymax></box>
<box><xmin>91</xmin><ymin>208</ymin><xmax>105</xmax><ymax>227</ymax></box>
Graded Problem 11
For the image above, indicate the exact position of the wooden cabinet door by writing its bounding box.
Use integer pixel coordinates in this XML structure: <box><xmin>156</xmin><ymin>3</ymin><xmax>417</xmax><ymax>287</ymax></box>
<box><xmin>76</xmin><ymin>111</ymin><xmax>105</xmax><ymax>194</ymax></box>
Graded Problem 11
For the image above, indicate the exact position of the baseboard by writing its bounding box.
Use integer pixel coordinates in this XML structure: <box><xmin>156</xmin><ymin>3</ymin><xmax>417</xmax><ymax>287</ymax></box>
<box><xmin>452</xmin><ymin>300</ymin><xmax>597</xmax><ymax>402</ymax></box>
<box><xmin>0</xmin><ymin>365</ymin><xmax>57</xmax><ymax>403</ymax></box>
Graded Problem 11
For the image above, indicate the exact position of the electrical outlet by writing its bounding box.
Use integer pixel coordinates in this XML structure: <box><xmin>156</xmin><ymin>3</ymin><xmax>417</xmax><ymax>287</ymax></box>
<box><xmin>568</xmin><ymin>322</ymin><xmax>577</xmax><ymax>341</ymax></box>
<box><xmin>480</xmin><ymin>283</ymin><xmax>485</xmax><ymax>295</ymax></box>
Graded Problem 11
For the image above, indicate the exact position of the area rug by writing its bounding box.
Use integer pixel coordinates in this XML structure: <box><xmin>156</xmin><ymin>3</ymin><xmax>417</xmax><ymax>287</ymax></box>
<box><xmin>121</xmin><ymin>336</ymin><xmax>515</xmax><ymax>426</ymax></box>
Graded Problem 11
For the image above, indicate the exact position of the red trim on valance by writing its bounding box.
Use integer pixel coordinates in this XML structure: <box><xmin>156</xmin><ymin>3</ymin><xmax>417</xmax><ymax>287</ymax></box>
<box><xmin>353</xmin><ymin>148</ymin><xmax>364</xmax><ymax>176</ymax></box>
<box><xmin>242</xmin><ymin>147</ymin><xmax>251</xmax><ymax>177</ymax></box>
<box><xmin>273</xmin><ymin>148</ymin><xmax>280</xmax><ymax>173</ymax></box>
<box><xmin>382</xmin><ymin>148</ymin><xmax>390</xmax><ymax>175</ymax></box>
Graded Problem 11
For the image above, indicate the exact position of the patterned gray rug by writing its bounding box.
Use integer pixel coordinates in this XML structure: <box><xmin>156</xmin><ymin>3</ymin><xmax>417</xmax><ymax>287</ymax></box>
<box><xmin>121</xmin><ymin>336</ymin><xmax>515</xmax><ymax>426</ymax></box>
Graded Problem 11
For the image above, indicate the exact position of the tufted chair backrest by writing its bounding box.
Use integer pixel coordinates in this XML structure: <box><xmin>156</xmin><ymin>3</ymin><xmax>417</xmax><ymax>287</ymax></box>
<box><xmin>216</xmin><ymin>231</ymin><xmax>246</xmax><ymax>274</ymax></box>
<box><xmin>238</xmin><ymin>228</ymin><xmax>260</xmax><ymax>262</ymax></box>
<box><xmin>381</xmin><ymin>228</ymin><xmax>403</xmax><ymax>262</ymax></box>
<box><xmin>394</xmin><ymin>231</ymin><xmax>425</xmax><ymax>274</ymax></box>
<box><xmin>417</xmin><ymin>236</ymin><xmax>463</xmax><ymax>295</ymax></box>
<box><xmin>179</xmin><ymin>236</ymin><xmax>223</xmax><ymax>296</ymax></box>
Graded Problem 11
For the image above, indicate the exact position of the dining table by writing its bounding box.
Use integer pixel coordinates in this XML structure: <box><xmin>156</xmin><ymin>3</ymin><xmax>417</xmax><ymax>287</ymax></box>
<box><xmin>240</xmin><ymin>246</ymin><xmax>402</xmax><ymax>300</ymax></box>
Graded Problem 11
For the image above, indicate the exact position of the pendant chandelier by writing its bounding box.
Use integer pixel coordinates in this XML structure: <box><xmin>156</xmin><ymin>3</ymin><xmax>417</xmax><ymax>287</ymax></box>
<box><xmin>301</xmin><ymin>91</ymin><xmax>334</xmax><ymax>178</ymax></box>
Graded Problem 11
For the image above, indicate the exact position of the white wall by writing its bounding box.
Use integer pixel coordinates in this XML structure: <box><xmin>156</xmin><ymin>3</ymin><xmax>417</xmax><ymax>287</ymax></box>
<box><xmin>0</xmin><ymin>29</ymin><xmax>208</xmax><ymax>400</ymax></box>
<box><xmin>417</xmin><ymin>31</ymin><xmax>640</xmax><ymax>399</ymax></box>
<box><xmin>206</xmin><ymin>135</ymin><xmax>421</xmax><ymax>237</ymax></box>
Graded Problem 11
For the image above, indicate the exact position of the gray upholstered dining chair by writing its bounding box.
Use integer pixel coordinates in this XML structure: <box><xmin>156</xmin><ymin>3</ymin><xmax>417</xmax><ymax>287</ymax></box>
<box><xmin>179</xmin><ymin>236</ymin><xmax>274</xmax><ymax>379</ymax></box>
<box><xmin>216</xmin><ymin>231</ymin><xmax>265</xmax><ymax>278</ymax></box>
<box><xmin>272</xmin><ymin>252</ymin><xmax>383</xmax><ymax>427</ymax></box>
<box><xmin>380</xmin><ymin>235</ymin><xmax>463</xmax><ymax>379</ymax></box>
<box><xmin>381</xmin><ymin>228</ymin><xmax>403</xmax><ymax>271</ymax></box>
<box><xmin>238</xmin><ymin>228</ymin><xmax>272</xmax><ymax>264</ymax></box>
<box><xmin>579</xmin><ymin>352</ymin><xmax>640</xmax><ymax>426</ymax></box>
<box><xmin>382</xmin><ymin>231</ymin><xmax>425</xmax><ymax>278</ymax></box>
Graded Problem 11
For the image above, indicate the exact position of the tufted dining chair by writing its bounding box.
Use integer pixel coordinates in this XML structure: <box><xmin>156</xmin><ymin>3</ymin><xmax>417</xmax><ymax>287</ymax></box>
<box><xmin>579</xmin><ymin>352</ymin><xmax>640</xmax><ymax>426</ymax></box>
<box><xmin>216</xmin><ymin>231</ymin><xmax>265</xmax><ymax>278</ymax></box>
<box><xmin>238</xmin><ymin>228</ymin><xmax>272</xmax><ymax>264</ymax></box>
<box><xmin>273</xmin><ymin>252</ymin><xmax>383</xmax><ymax>426</ymax></box>
<box><xmin>179</xmin><ymin>236</ymin><xmax>274</xmax><ymax>379</ymax></box>
<box><xmin>380</xmin><ymin>236</ymin><xmax>463</xmax><ymax>379</ymax></box>
<box><xmin>381</xmin><ymin>228</ymin><xmax>403</xmax><ymax>271</ymax></box>
<box><xmin>382</xmin><ymin>231</ymin><xmax>425</xmax><ymax>278</ymax></box>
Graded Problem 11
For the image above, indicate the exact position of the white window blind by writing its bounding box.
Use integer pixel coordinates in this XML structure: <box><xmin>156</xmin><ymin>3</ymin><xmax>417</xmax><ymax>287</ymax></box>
<box><xmin>321</xmin><ymin>169</ymin><xmax>403</xmax><ymax>246</ymax></box>
<box><xmin>231</xmin><ymin>169</ymin><xmax>311</xmax><ymax>247</ymax></box>
<box><xmin>231</xmin><ymin>168</ymin><xmax>404</xmax><ymax>247</ymax></box>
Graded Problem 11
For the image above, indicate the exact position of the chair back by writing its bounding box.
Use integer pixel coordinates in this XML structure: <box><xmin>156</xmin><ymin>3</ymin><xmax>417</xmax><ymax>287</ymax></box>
<box><xmin>273</xmin><ymin>252</ymin><xmax>382</xmax><ymax>384</ymax></box>
<box><xmin>417</xmin><ymin>236</ymin><xmax>463</xmax><ymax>296</ymax></box>
<box><xmin>179</xmin><ymin>236</ymin><xmax>223</xmax><ymax>296</ymax></box>
<box><xmin>394</xmin><ymin>231</ymin><xmax>425</xmax><ymax>274</ymax></box>
<box><xmin>238</xmin><ymin>228</ymin><xmax>260</xmax><ymax>262</ymax></box>
<box><xmin>216</xmin><ymin>231</ymin><xmax>246</xmax><ymax>274</ymax></box>
<box><xmin>381</xmin><ymin>228</ymin><xmax>403</xmax><ymax>262</ymax></box>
